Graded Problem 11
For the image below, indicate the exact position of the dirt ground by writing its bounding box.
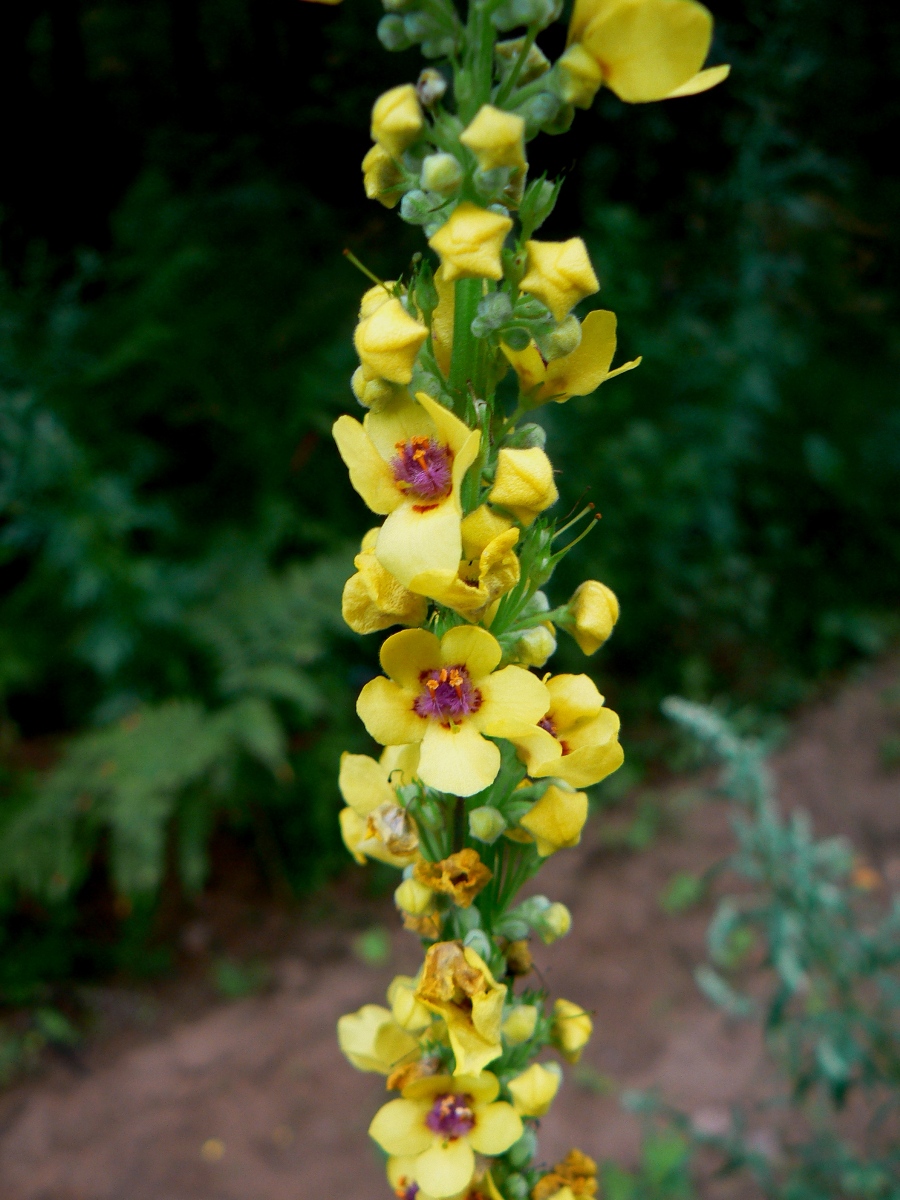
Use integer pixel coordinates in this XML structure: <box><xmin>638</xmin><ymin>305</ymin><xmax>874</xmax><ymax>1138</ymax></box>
<box><xmin>0</xmin><ymin>658</ymin><xmax>898</xmax><ymax>1200</ymax></box>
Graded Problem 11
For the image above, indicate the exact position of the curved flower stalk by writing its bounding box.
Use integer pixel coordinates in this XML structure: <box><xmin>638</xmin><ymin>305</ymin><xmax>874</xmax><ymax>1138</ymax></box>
<box><xmin>297</xmin><ymin>0</ymin><xmax>729</xmax><ymax>1191</ymax></box>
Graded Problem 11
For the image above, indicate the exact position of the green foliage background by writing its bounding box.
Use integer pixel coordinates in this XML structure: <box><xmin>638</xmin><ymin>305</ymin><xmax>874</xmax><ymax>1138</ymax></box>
<box><xmin>0</xmin><ymin>0</ymin><xmax>898</xmax><ymax>999</ymax></box>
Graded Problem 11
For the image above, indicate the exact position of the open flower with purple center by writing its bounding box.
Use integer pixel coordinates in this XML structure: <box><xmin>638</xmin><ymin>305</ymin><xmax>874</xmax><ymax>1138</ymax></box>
<box><xmin>371</xmin><ymin>1072</ymin><xmax>522</xmax><ymax>1200</ymax></box>
<box><xmin>333</xmin><ymin>392</ymin><xmax>480</xmax><ymax>590</ymax></box>
<box><xmin>357</xmin><ymin>625</ymin><xmax>551</xmax><ymax>796</ymax></box>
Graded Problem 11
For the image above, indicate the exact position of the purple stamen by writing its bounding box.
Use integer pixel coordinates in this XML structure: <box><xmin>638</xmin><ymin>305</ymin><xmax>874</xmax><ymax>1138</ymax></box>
<box><xmin>413</xmin><ymin>665</ymin><xmax>482</xmax><ymax>724</ymax></box>
<box><xmin>394</xmin><ymin>1180</ymin><xmax>419</xmax><ymax>1200</ymax></box>
<box><xmin>391</xmin><ymin>437</ymin><xmax>453</xmax><ymax>502</ymax></box>
<box><xmin>425</xmin><ymin>1093</ymin><xmax>476</xmax><ymax>1140</ymax></box>
<box><xmin>538</xmin><ymin>715</ymin><xmax>557</xmax><ymax>736</ymax></box>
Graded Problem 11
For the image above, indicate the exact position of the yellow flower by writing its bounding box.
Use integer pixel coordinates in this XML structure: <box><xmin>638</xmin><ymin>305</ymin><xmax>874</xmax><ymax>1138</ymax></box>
<box><xmin>371</xmin><ymin>1071</ymin><xmax>522</xmax><ymax>1199</ymax></box>
<box><xmin>511</xmin><ymin>674</ymin><xmax>624</xmax><ymax>788</ymax></box>
<box><xmin>342</xmin><ymin>529</ymin><xmax>429</xmax><ymax>635</ymax></box>
<box><xmin>488</xmin><ymin>447</ymin><xmax>558</xmax><ymax>526</ymax></box>
<box><xmin>362</xmin><ymin>143</ymin><xmax>404</xmax><ymax>208</ymax></box>
<box><xmin>414</xmin><ymin>848</ymin><xmax>493</xmax><ymax>908</ymax></box>
<box><xmin>518</xmin><ymin>239</ymin><xmax>599</xmax><ymax>321</ymax></box>
<box><xmin>459</xmin><ymin>105</ymin><xmax>527</xmax><ymax>172</ymax></box>
<box><xmin>354</xmin><ymin>297</ymin><xmax>428</xmax><ymax>385</ymax></box>
<box><xmin>409</xmin><ymin>521</ymin><xmax>520</xmax><ymax>619</ymax></box>
<box><xmin>332</xmin><ymin>392</ymin><xmax>481</xmax><ymax>589</ymax></box>
<box><xmin>540</xmin><ymin>901</ymin><xmax>573</xmax><ymax>943</ymax></box>
<box><xmin>501</xmin><ymin>310</ymin><xmax>641</xmax><ymax>407</ymax></box>
<box><xmin>518</xmin><ymin>783</ymin><xmax>588</xmax><ymax>856</ymax></box>
<box><xmin>567</xmin><ymin>0</ymin><xmax>730</xmax><ymax>105</ymax></box>
<box><xmin>501</xmin><ymin>1004</ymin><xmax>538</xmax><ymax>1045</ymax></box>
<box><xmin>512</xmin><ymin>624</ymin><xmax>557</xmax><ymax>668</ymax></box>
<box><xmin>565</xmin><ymin>579</ymin><xmax>620</xmax><ymax>654</ymax></box>
<box><xmin>356</xmin><ymin>625</ymin><xmax>550</xmax><ymax>797</ymax></box>
<box><xmin>372</xmin><ymin>84</ymin><xmax>425</xmax><ymax>160</ymax></box>
<box><xmin>429</xmin><ymin>203</ymin><xmax>513</xmax><ymax>283</ymax></box>
<box><xmin>337</xmin><ymin>1003</ymin><xmax>420</xmax><ymax>1074</ymax></box>
<box><xmin>507</xmin><ymin>1061</ymin><xmax>562</xmax><ymax>1117</ymax></box>
<box><xmin>556</xmin><ymin>44</ymin><xmax>604</xmax><ymax>109</ymax></box>
<box><xmin>552</xmin><ymin>998</ymin><xmax>593</xmax><ymax>1063</ymax></box>
<box><xmin>389</xmin><ymin>974</ymin><xmax>435</xmax><ymax>1033</ymax></box>
<box><xmin>416</xmin><ymin>942</ymin><xmax>507</xmax><ymax>1075</ymax></box>
<box><xmin>338</xmin><ymin>745</ymin><xmax>420</xmax><ymax>866</ymax></box>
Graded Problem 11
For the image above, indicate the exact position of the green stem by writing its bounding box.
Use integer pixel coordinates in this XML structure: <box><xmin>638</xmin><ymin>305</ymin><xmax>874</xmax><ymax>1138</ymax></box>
<box><xmin>494</xmin><ymin>26</ymin><xmax>538</xmax><ymax>107</ymax></box>
<box><xmin>449</xmin><ymin>277</ymin><xmax>483</xmax><ymax>407</ymax></box>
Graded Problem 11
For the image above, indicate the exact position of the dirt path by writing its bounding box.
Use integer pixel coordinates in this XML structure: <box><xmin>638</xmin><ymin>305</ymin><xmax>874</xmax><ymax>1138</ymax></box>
<box><xmin>1</xmin><ymin>659</ymin><xmax>898</xmax><ymax>1200</ymax></box>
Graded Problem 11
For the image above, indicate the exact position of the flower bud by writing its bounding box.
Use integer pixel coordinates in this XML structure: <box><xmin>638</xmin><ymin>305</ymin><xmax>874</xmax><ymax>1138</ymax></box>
<box><xmin>488</xmin><ymin>446</ymin><xmax>559</xmax><ymax>525</ymax></box>
<box><xmin>377</xmin><ymin>14</ymin><xmax>413</xmax><ymax>51</ymax></box>
<box><xmin>416</xmin><ymin>67</ymin><xmax>447</xmax><ymax>107</ymax></box>
<box><xmin>371</xmin><ymin>84</ymin><xmax>424</xmax><ymax>160</ymax></box>
<box><xmin>470</xmin><ymin>290</ymin><xmax>513</xmax><ymax>338</ymax></box>
<box><xmin>492</xmin><ymin>0</ymin><xmax>560</xmax><ymax>32</ymax></box>
<box><xmin>463</xmin><ymin>928</ymin><xmax>493</xmax><ymax>960</ymax></box>
<box><xmin>499</xmin><ymin>419</ymin><xmax>547</xmax><ymax>448</ymax></box>
<box><xmin>495</xmin><ymin>38</ymin><xmax>550</xmax><ymax>85</ymax></box>
<box><xmin>518</xmin><ymin>177</ymin><xmax>561</xmax><ymax>237</ymax></box>
<box><xmin>513</xmin><ymin>623</ymin><xmax>556</xmax><ymax>667</ymax></box>
<box><xmin>402</xmin><ymin>10</ymin><xmax>442</xmax><ymax>40</ymax></box>
<box><xmin>506</xmin><ymin>1126</ymin><xmax>538</xmax><ymax>1170</ymax></box>
<box><xmin>563</xmin><ymin>579</ymin><xmax>620</xmax><ymax>655</ymax></box>
<box><xmin>508</xmin><ymin>1061</ymin><xmax>562</xmax><ymax>1116</ymax></box>
<box><xmin>537</xmin><ymin>313</ymin><xmax>582</xmax><ymax>361</ymax></box>
<box><xmin>505</xmin><ymin>1175</ymin><xmax>529</xmax><ymax>1200</ymax></box>
<box><xmin>421</xmin><ymin>35</ymin><xmax>458</xmax><ymax>58</ymax></box>
<box><xmin>354</xmin><ymin>297</ymin><xmax>428</xmax><ymax>384</ymax></box>
<box><xmin>502</xmin><ymin>1003</ymin><xmax>538</xmax><ymax>1045</ymax></box>
<box><xmin>556</xmin><ymin>42</ymin><xmax>603</xmax><ymax>109</ymax></box>
<box><xmin>350</xmin><ymin>366</ymin><xmax>402</xmax><ymax>410</ymax></box>
<box><xmin>395</xmin><ymin>876</ymin><xmax>436</xmax><ymax>916</ymax></box>
<box><xmin>460</xmin><ymin>105</ymin><xmax>527</xmax><ymax>173</ymax></box>
<box><xmin>537</xmin><ymin>901</ymin><xmax>572</xmax><ymax>943</ymax></box>
<box><xmin>421</xmin><ymin>153</ymin><xmax>463</xmax><ymax>194</ymax></box>
<box><xmin>362</xmin><ymin>144</ymin><xmax>404</xmax><ymax>209</ymax></box>
<box><xmin>400</xmin><ymin>189</ymin><xmax>443</xmax><ymax>226</ymax></box>
<box><xmin>519</xmin><ymin>238</ymin><xmax>599</xmax><ymax>321</ymax></box>
<box><xmin>517</xmin><ymin>92</ymin><xmax>562</xmax><ymax>138</ymax></box>
<box><xmin>428</xmin><ymin>202</ymin><xmax>513</xmax><ymax>283</ymax></box>
<box><xmin>552</xmin><ymin>997</ymin><xmax>593</xmax><ymax>1062</ymax></box>
<box><xmin>469</xmin><ymin>805</ymin><xmax>507</xmax><ymax>843</ymax></box>
<box><xmin>500</xmin><ymin>326</ymin><xmax>532</xmax><ymax>352</ymax></box>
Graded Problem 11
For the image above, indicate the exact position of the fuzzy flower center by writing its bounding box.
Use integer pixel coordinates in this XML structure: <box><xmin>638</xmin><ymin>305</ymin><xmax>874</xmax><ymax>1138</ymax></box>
<box><xmin>391</xmin><ymin>436</ymin><xmax>453</xmax><ymax>502</ymax></box>
<box><xmin>414</xmin><ymin>665</ymin><xmax>482</xmax><ymax>723</ymax></box>
<box><xmin>539</xmin><ymin>712</ymin><xmax>570</xmax><ymax>755</ymax></box>
<box><xmin>425</xmin><ymin>1093</ymin><xmax>476</xmax><ymax>1140</ymax></box>
<box><xmin>394</xmin><ymin>1179</ymin><xmax>419</xmax><ymax>1200</ymax></box>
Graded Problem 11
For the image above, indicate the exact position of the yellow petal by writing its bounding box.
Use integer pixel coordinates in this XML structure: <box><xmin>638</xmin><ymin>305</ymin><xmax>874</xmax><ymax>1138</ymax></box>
<box><xmin>354</xmin><ymin>297</ymin><xmax>428</xmax><ymax>385</ymax></box>
<box><xmin>568</xmin><ymin>0</ymin><xmax>623</xmax><ymax>47</ymax></box>
<box><xmin>544</xmin><ymin>309</ymin><xmax>618</xmax><ymax>401</ymax></box>
<box><xmin>440</xmin><ymin>625</ymin><xmax>502</xmax><ymax>680</ymax></box>
<box><xmin>338</xmin><ymin>751</ymin><xmax>395</xmax><ymax>815</ymax></box>
<box><xmin>666</xmin><ymin>62</ymin><xmax>730</xmax><ymax>97</ymax></box>
<box><xmin>544</xmin><ymin>737</ymin><xmax>624</xmax><ymax>788</ymax></box>
<box><xmin>418</xmin><ymin>721</ymin><xmax>501</xmax><ymax>797</ymax></box>
<box><xmin>337</xmin><ymin>1004</ymin><xmax>419</xmax><ymax>1074</ymax></box>
<box><xmin>362</xmin><ymin>143</ymin><xmax>403</xmax><ymax>208</ymax></box>
<box><xmin>431</xmin><ymin>267</ymin><xmax>455</xmax><ymax>379</ymax></box>
<box><xmin>416</xmin><ymin>392</ymin><xmax>477</xmax><ymax>458</ymax></box>
<box><xmin>468</xmin><ymin>1100</ymin><xmax>524</xmax><ymax>1154</ymax></box>
<box><xmin>582</xmin><ymin>0</ymin><xmax>713</xmax><ymax>105</ymax></box>
<box><xmin>502</xmin><ymin>1004</ymin><xmax>539</xmax><ymax>1045</ymax></box>
<box><xmin>519</xmin><ymin>784</ymin><xmax>588</xmax><ymax>855</ymax></box>
<box><xmin>376</xmin><ymin>498</ymin><xmax>464</xmax><ymax>588</ymax></box>
<box><xmin>371</xmin><ymin>84</ymin><xmax>425</xmax><ymax>160</ymax></box>
<box><xmin>381</xmin><ymin>743</ymin><xmax>421</xmax><ymax>785</ymax></box>
<box><xmin>501</xmin><ymin>340</ymin><xmax>548</xmax><ymax>395</ymax></box>
<box><xmin>510</xmin><ymin>724</ymin><xmax>562</xmax><ymax>776</ymax></box>
<box><xmin>357</xmin><ymin>676</ymin><xmax>426</xmax><ymax>746</ymax></box>
<box><xmin>475</xmin><ymin>665</ymin><xmax>550</xmax><ymax>735</ymax></box>
<box><xmin>546</xmin><ymin>673</ymin><xmax>606</xmax><ymax>730</ymax></box>
<box><xmin>363</xmin><ymin>392</ymin><xmax>437</xmax><ymax>460</ymax></box>
<box><xmin>342</xmin><ymin>565</ymin><xmax>428</xmax><ymax>635</ymax></box>
<box><xmin>381</xmin><ymin>628</ymin><xmax>443</xmax><ymax>690</ymax></box>
<box><xmin>460</xmin><ymin>506</ymin><xmax>515</xmax><ymax>560</ymax></box>
<box><xmin>414</xmin><ymin>1138</ymin><xmax>476</xmax><ymax>1199</ymax></box>
<box><xmin>333</xmin><ymin>416</ymin><xmax>401</xmax><ymax>515</ymax></box>
<box><xmin>339</xmin><ymin>806</ymin><xmax>368</xmax><ymax>864</ymax></box>
<box><xmin>556</xmin><ymin>42</ymin><xmax>604</xmax><ymax>108</ymax></box>
<box><xmin>369</xmin><ymin>1097</ymin><xmax>433</xmax><ymax>1156</ymax></box>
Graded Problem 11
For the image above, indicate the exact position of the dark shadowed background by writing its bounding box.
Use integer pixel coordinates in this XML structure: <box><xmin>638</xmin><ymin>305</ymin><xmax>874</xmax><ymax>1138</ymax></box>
<box><xmin>0</xmin><ymin>0</ymin><xmax>898</xmax><ymax>1014</ymax></box>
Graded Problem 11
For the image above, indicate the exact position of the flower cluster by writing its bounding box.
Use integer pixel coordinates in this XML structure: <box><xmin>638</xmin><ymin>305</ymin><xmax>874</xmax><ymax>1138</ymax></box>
<box><xmin>308</xmin><ymin>0</ymin><xmax>729</xmax><ymax>1194</ymax></box>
